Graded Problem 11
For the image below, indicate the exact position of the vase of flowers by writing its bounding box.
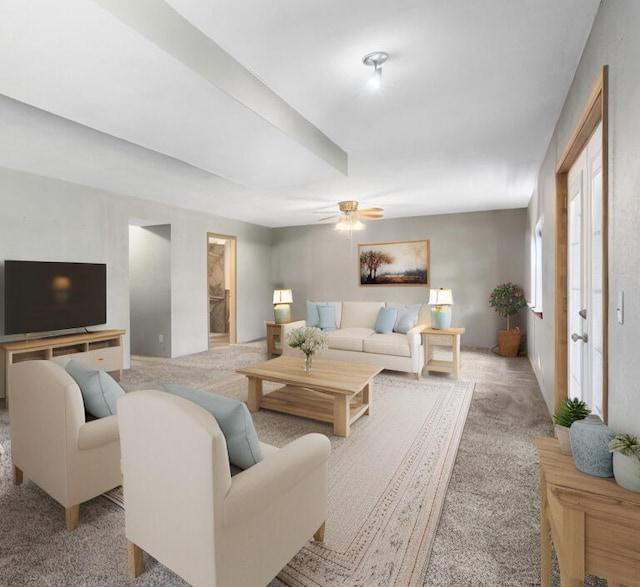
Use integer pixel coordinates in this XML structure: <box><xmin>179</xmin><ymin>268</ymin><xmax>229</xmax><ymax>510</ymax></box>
<box><xmin>287</xmin><ymin>326</ymin><xmax>329</xmax><ymax>372</ymax></box>
<box><xmin>489</xmin><ymin>282</ymin><xmax>527</xmax><ymax>356</ymax></box>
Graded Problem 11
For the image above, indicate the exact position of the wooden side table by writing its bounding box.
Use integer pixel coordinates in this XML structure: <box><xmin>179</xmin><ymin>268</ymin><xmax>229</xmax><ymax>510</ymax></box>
<box><xmin>265</xmin><ymin>320</ymin><xmax>305</xmax><ymax>356</ymax></box>
<box><xmin>421</xmin><ymin>327</ymin><xmax>465</xmax><ymax>379</ymax></box>
<box><xmin>536</xmin><ymin>436</ymin><xmax>640</xmax><ymax>587</ymax></box>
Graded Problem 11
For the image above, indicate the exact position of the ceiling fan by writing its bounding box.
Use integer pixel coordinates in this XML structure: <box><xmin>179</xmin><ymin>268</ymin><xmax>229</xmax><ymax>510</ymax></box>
<box><xmin>317</xmin><ymin>200</ymin><xmax>384</xmax><ymax>235</ymax></box>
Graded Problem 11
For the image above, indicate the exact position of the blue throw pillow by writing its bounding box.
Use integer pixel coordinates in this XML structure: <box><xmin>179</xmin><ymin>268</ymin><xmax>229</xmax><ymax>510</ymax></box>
<box><xmin>375</xmin><ymin>306</ymin><xmax>398</xmax><ymax>334</ymax></box>
<box><xmin>162</xmin><ymin>383</ymin><xmax>263</xmax><ymax>470</ymax></box>
<box><xmin>306</xmin><ymin>300</ymin><xmax>320</xmax><ymax>327</ymax></box>
<box><xmin>317</xmin><ymin>304</ymin><xmax>337</xmax><ymax>330</ymax></box>
<box><xmin>393</xmin><ymin>304</ymin><xmax>421</xmax><ymax>334</ymax></box>
<box><xmin>64</xmin><ymin>359</ymin><xmax>125</xmax><ymax>418</ymax></box>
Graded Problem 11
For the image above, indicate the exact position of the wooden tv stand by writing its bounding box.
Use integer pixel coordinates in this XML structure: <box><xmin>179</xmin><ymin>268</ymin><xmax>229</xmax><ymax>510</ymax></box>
<box><xmin>1</xmin><ymin>329</ymin><xmax>125</xmax><ymax>407</ymax></box>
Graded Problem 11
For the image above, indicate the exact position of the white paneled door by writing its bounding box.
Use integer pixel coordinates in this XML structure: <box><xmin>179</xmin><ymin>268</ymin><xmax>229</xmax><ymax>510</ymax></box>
<box><xmin>567</xmin><ymin>122</ymin><xmax>604</xmax><ymax>417</ymax></box>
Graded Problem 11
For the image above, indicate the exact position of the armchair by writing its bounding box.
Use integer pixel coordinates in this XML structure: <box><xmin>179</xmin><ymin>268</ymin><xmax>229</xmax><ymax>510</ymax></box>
<box><xmin>117</xmin><ymin>389</ymin><xmax>330</xmax><ymax>587</ymax></box>
<box><xmin>9</xmin><ymin>360</ymin><xmax>122</xmax><ymax>530</ymax></box>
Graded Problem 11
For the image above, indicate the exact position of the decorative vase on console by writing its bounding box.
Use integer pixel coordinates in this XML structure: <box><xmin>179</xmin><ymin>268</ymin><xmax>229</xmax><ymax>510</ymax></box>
<box><xmin>570</xmin><ymin>414</ymin><xmax>616</xmax><ymax>477</ymax></box>
<box><xmin>287</xmin><ymin>326</ymin><xmax>329</xmax><ymax>373</ymax></box>
<box><xmin>608</xmin><ymin>434</ymin><xmax>640</xmax><ymax>493</ymax></box>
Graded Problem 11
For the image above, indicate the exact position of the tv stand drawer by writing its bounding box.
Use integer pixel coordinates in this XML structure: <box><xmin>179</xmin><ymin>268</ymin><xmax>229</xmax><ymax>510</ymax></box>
<box><xmin>58</xmin><ymin>346</ymin><xmax>122</xmax><ymax>373</ymax></box>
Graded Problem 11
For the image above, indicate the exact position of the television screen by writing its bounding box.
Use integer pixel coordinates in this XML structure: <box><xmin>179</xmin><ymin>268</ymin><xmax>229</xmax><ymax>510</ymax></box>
<box><xmin>4</xmin><ymin>260</ymin><xmax>107</xmax><ymax>335</ymax></box>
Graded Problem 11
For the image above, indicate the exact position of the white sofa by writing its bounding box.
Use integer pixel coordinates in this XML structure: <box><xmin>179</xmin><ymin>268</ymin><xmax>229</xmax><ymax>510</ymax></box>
<box><xmin>285</xmin><ymin>301</ymin><xmax>430</xmax><ymax>379</ymax></box>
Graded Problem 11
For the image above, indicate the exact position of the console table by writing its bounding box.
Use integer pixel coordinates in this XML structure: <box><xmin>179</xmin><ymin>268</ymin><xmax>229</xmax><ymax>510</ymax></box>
<box><xmin>536</xmin><ymin>436</ymin><xmax>640</xmax><ymax>587</ymax></box>
<box><xmin>421</xmin><ymin>327</ymin><xmax>465</xmax><ymax>379</ymax></box>
<box><xmin>1</xmin><ymin>329</ymin><xmax>125</xmax><ymax>407</ymax></box>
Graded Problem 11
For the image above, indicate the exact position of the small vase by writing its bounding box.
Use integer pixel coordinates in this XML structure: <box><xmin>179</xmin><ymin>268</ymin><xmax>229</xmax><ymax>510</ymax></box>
<box><xmin>304</xmin><ymin>354</ymin><xmax>313</xmax><ymax>372</ymax></box>
<box><xmin>554</xmin><ymin>424</ymin><xmax>572</xmax><ymax>456</ymax></box>
<box><xmin>569</xmin><ymin>415</ymin><xmax>615</xmax><ymax>477</ymax></box>
<box><xmin>613</xmin><ymin>452</ymin><xmax>640</xmax><ymax>493</ymax></box>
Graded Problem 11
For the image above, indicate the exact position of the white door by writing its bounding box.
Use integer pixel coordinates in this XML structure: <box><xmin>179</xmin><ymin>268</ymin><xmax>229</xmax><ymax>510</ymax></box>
<box><xmin>567</xmin><ymin>122</ymin><xmax>604</xmax><ymax>417</ymax></box>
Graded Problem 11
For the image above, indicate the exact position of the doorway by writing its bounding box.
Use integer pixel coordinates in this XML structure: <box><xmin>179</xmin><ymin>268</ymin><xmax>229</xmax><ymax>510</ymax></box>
<box><xmin>555</xmin><ymin>67</ymin><xmax>608</xmax><ymax>421</ymax></box>
<box><xmin>207</xmin><ymin>234</ymin><xmax>236</xmax><ymax>348</ymax></box>
<box><xmin>567</xmin><ymin>122</ymin><xmax>604</xmax><ymax>418</ymax></box>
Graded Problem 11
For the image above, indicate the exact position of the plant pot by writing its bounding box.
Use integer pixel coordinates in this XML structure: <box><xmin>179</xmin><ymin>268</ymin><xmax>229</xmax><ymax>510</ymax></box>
<box><xmin>613</xmin><ymin>452</ymin><xmax>640</xmax><ymax>493</ymax></box>
<box><xmin>554</xmin><ymin>424</ymin><xmax>572</xmax><ymax>455</ymax></box>
<box><xmin>497</xmin><ymin>327</ymin><xmax>520</xmax><ymax>357</ymax></box>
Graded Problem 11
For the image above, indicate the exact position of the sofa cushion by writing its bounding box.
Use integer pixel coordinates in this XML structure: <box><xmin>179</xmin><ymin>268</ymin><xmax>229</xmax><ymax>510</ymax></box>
<box><xmin>317</xmin><ymin>304</ymin><xmax>338</xmax><ymax>330</ymax></box>
<box><xmin>363</xmin><ymin>333</ymin><xmax>412</xmax><ymax>358</ymax></box>
<box><xmin>306</xmin><ymin>300</ymin><xmax>320</xmax><ymax>327</ymax></box>
<box><xmin>64</xmin><ymin>359</ymin><xmax>125</xmax><ymax>419</ymax></box>
<box><xmin>374</xmin><ymin>306</ymin><xmax>398</xmax><ymax>334</ymax></box>
<box><xmin>162</xmin><ymin>383</ymin><xmax>263</xmax><ymax>470</ymax></box>
<box><xmin>340</xmin><ymin>301</ymin><xmax>385</xmax><ymax>329</ymax></box>
<box><xmin>389</xmin><ymin>303</ymin><xmax>422</xmax><ymax>334</ymax></box>
<box><xmin>327</xmin><ymin>328</ymin><xmax>373</xmax><ymax>352</ymax></box>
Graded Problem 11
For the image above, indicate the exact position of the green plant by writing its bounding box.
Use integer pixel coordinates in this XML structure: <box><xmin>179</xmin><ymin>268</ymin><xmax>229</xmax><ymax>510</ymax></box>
<box><xmin>287</xmin><ymin>326</ymin><xmax>328</xmax><ymax>357</ymax></box>
<box><xmin>488</xmin><ymin>282</ymin><xmax>527</xmax><ymax>330</ymax></box>
<box><xmin>608</xmin><ymin>433</ymin><xmax>640</xmax><ymax>461</ymax></box>
<box><xmin>553</xmin><ymin>397</ymin><xmax>591</xmax><ymax>428</ymax></box>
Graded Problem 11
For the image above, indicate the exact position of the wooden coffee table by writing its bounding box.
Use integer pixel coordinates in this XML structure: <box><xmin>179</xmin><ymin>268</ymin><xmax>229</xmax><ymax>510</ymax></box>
<box><xmin>236</xmin><ymin>355</ymin><xmax>382</xmax><ymax>437</ymax></box>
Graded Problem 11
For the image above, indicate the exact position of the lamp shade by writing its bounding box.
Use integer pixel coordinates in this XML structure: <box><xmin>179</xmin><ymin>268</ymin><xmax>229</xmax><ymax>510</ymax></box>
<box><xmin>273</xmin><ymin>289</ymin><xmax>293</xmax><ymax>304</ymax></box>
<box><xmin>428</xmin><ymin>288</ymin><xmax>453</xmax><ymax>306</ymax></box>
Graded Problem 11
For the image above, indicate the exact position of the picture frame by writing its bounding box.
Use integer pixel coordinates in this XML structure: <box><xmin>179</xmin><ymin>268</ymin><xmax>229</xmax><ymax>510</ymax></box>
<box><xmin>358</xmin><ymin>240</ymin><xmax>430</xmax><ymax>286</ymax></box>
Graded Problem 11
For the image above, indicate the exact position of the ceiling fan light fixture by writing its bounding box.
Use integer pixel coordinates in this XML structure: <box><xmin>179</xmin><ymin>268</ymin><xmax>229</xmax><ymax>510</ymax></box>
<box><xmin>362</xmin><ymin>51</ymin><xmax>389</xmax><ymax>90</ymax></box>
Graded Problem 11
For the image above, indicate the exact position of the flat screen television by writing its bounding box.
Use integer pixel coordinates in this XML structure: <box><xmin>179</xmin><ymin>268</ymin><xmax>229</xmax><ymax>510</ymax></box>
<box><xmin>4</xmin><ymin>260</ymin><xmax>107</xmax><ymax>335</ymax></box>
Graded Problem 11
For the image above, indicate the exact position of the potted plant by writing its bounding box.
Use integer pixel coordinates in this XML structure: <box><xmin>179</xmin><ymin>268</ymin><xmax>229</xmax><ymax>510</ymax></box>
<box><xmin>287</xmin><ymin>326</ymin><xmax>329</xmax><ymax>372</ymax></box>
<box><xmin>608</xmin><ymin>433</ymin><xmax>640</xmax><ymax>492</ymax></box>
<box><xmin>488</xmin><ymin>282</ymin><xmax>527</xmax><ymax>356</ymax></box>
<box><xmin>553</xmin><ymin>397</ymin><xmax>590</xmax><ymax>455</ymax></box>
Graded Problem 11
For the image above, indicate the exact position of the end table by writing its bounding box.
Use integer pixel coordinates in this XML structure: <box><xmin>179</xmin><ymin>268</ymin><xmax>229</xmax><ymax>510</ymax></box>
<box><xmin>421</xmin><ymin>327</ymin><xmax>465</xmax><ymax>379</ymax></box>
<box><xmin>265</xmin><ymin>320</ymin><xmax>305</xmax><ymax>356</ymax></box>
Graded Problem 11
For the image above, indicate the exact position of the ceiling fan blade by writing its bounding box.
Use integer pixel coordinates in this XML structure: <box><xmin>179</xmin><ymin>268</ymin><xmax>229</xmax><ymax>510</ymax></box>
<box><xmin>318</xmin><ymin>214</ymin><xmax>338</xmax><ymax>222</ymax></box>
<box><xmin>356</xmin><ymin>211</ymin><xmax>384</xmax><ymax>219</ymax></box>
<box><xmin>359</xmin><ymin>207</ymin><xmax>384</xmax><ymax>212</ymax></box>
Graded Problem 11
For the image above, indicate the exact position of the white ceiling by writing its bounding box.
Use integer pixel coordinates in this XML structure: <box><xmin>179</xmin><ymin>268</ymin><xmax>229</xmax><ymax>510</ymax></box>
<box><xmin>0</xmin><ymin>0</ymin><xmax>601</xmax><ymax>228</ymax></box>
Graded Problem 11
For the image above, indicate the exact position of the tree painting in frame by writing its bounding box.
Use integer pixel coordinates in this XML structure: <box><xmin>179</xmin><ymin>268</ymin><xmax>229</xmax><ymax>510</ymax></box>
<box><xmin>359</xmin><ymin>240</ymin><xmax>430</xmax><ymax>286</ymax></box>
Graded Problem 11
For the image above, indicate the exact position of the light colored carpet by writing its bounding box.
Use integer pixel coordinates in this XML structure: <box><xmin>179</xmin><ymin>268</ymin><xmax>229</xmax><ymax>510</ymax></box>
<box><xmin>0</xmin><ymin>345</ymin><xmax>608</xmax><ymax>586</ymax></box>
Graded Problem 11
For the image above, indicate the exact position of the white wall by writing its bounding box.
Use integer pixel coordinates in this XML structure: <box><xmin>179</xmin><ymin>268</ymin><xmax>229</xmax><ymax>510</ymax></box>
<box><xmin>527</xmin><ymin>0</ymin><xmax>640</xmax><ymax>435</ymax></box>
<box><xmin>129</xmin><ymin>225</ymin><xmax>172</xmax><ymax>357</ymax></box>
<box><xmin>0</xmin><ymin>166</ymin><xmax>274</xmax><ymax>363</ymax></box>
<box><xmin>273</xmin><ymin>208</ymin><xmax>527</xmax><ymax>349</ymax></box>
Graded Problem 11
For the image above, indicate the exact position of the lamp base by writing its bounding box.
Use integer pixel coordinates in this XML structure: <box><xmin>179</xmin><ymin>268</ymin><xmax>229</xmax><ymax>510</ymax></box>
<box><xmin>274</xmin><ymin>304</ymin><xmax>291</xmax><ymax>324</ymax></box>
<box><xmin>430</xmin><ymin>307</ymin><xmax>451</xmax><ymax>330</ymax></box>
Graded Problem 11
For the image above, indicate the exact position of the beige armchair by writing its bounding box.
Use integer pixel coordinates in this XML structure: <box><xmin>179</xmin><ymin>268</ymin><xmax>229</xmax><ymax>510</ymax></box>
<box><xmin>117</xmin><ymin>389</ymin><xmax>330</xmax><ymax>587</ymax></box>
<box><xmin>9</xmin><ymin>360</ymin><xmax>122</xmax><ymax>530</ymax></box>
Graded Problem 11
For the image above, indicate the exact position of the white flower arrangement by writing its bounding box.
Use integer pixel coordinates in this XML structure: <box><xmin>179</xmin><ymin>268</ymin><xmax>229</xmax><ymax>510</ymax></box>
<box><xmin>287</xmin><ymin>326</ymin><xmax>328</xmax><ymax>357</ymax></box>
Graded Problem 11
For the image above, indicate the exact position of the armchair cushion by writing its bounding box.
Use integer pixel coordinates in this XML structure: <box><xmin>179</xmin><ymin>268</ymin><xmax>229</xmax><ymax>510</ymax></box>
<box><xmin>64</xmin><ymin>359</ymin><xmax>124</xmax><ymax>418</ymax></box>
<box><xmin>162</xmin><ymin>383</ymin><xmax>263</xmax><ymax>470</ymax></box>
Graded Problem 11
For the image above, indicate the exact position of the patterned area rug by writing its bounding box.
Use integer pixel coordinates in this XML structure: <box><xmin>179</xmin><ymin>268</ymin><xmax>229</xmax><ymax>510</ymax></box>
<box><xmin>118</xmin><ymin>353</ymin><xmax>474</xmax><ymax>587</ymax></box>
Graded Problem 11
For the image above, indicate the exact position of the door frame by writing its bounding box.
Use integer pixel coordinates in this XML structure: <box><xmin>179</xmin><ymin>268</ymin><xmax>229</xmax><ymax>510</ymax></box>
<box><xmin>207</xmin><ymin>233</ymin><xmax>237</xmax><ymax>345</ymax></box>
<box><xmin>554</xmin><ymin>66</ymin><xmax>608</xmax><ymax>420</ymax></box>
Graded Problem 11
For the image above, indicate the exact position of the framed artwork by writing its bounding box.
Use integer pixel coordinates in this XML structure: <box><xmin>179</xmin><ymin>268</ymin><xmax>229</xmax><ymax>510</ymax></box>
<box><xmin>358</xmin><ymin>240</ymin><xmax>430</xmax><ymax>286</ymax></box>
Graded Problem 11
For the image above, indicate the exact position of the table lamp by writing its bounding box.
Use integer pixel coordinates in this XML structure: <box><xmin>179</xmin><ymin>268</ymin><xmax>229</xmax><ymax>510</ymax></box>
<box><xmin>428</xmin><ymin>288</ymin><xmax>453</xmax><ymax>330</ymax></box>
<box><xmin>273</xmin><ymin>289</ymin><xmax>293</xmax><ymax>324</ymax></box>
